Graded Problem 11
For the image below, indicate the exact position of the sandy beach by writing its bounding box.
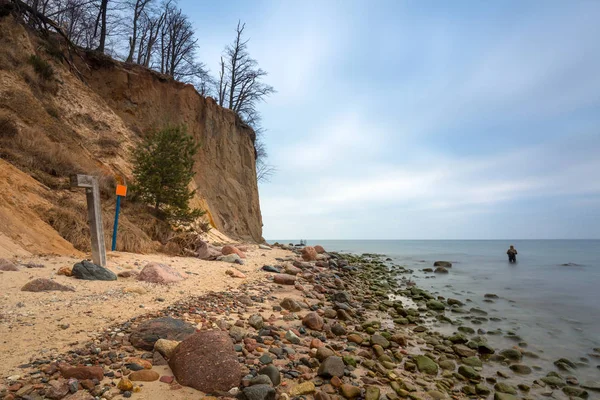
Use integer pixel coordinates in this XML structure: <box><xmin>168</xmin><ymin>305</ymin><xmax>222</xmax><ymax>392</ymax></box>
<box><xmin>0</xmin><ymin>246</ymin><xmax>290</xmax><ymax>378</ymax></box>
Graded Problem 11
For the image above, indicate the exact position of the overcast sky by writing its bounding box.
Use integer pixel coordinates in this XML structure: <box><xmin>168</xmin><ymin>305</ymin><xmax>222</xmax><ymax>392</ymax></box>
<box><xmin>182</xmin><ymin>0</ymin><xmax>600</xmax><ymax>240</ymax></box>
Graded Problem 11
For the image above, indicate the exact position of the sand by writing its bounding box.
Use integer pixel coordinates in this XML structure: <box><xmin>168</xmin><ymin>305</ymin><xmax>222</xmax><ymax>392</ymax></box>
<box><xmin>0</xmin><ymin>246</ymin><xmax>291</xmax><ymax>378</ymax></box>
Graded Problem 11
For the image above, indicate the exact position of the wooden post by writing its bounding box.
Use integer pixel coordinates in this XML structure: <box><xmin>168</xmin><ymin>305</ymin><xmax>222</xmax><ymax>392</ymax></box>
<box><xmin>70</xmin><ymin>174</ymin><xmax>107</xmax><ymax>266</ymax></box>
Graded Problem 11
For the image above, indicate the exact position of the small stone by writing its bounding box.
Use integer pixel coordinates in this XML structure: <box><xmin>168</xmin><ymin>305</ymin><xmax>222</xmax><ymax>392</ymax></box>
<box><xmin>129</xmin><ymin>370</ymin><xmax>159</xmax><ymax>381</ymax></box>
<box><xmin>365</xmin><ymin>386</ymin><xmax>380</xmax><ymax>400</ymax></box>
<box><xmin>248</xmin><ymin>314</ymin><xmax>265</xmax><ymax>330</ymax></box>
<box><xmin>289</xmin><ymin>381</ymin><xmax>316</xmax><ymax>396</ymax></box>
<box><xmin>509</xmin><ymin>364</ymin><xmax>532</xmax><ymax>375</ymax></box>
<box><xmin>414</xmin><ymin>355</ymin><xmax>438</xmax><ymax>375</ymax></box>
<box><xmin>340</xmin><ymin>384</ymin><xmax>361</xmax><ymax>399</ymax></box>
<box><xmin>302</xmin><ymin>312</ymin><xmax>324</xmax><ymax>331</ymax></box>
<box><xmin>285</xmin><ymin>330</ymin><xmax>300</xmax><ymax>344</ymax></box>
<box><xmin>280</xmin><ymin>298</ymin><xmax>302</xmax><ymax>312</ymax></box>
<box><xmin>258</xmin><ymin>365</ymin><xmax>281</xmax><ymax>386</ymax></box>
<box><xmin>117</xmin><ymin>378</ymin><xmax>133</xmax><ymax>391</ymax></box>
<box><xmin>318</xmin><ymin>356</ymin><xmax>345</xmax><ymax>378</ymax></box>
<box><xmin>242</xmin><ymin>384</ymin><xmax>276</xmax><ymax>400</ymax></box>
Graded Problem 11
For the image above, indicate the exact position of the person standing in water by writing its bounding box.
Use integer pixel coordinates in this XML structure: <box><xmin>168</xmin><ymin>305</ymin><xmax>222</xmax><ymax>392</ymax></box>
<box><xmin>507</xmin><ymin>245</ymin><xmax>518</xmax><ymax>263</ymax></box>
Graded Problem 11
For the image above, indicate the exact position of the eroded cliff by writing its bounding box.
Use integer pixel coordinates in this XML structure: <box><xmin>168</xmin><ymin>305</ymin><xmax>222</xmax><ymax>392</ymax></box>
<box><xmin>0</xmin><ymin>16</ymin><xmax>263</xmax><ymax>257</ymax></box>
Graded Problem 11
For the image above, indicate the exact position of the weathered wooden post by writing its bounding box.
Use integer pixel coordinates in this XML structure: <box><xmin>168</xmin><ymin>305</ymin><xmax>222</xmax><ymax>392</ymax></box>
<box><xmin>70</xmin><ymin>174</ymin><xmax>107</xmax><ymax>266</ymax></box>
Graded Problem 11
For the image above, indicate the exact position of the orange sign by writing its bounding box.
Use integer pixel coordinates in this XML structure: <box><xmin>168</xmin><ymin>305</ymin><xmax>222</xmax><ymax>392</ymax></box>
<box><xmin>115</xmin><ymin>185</ymin><xmax>127</xmax><ymax>196</ymax></box>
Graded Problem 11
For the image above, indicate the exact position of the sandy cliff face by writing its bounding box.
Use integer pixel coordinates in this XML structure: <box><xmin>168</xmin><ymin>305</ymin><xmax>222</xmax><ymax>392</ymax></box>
<box><xmin>0</xmin><ymin>16</ymin><xmax>262</xmax><ymax>257</ymax></box>
<box><xmin>79</xmin><ymin>56</ymin><xmax>263</xmax><ymax>242</ymax></box>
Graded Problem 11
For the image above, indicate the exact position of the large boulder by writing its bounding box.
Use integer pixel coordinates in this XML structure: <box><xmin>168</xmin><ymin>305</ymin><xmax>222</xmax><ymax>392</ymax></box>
<box><xmin>72</xmin><ymin>260</ymin><xmax>117</xmax><ymax>281</ymax></box>
<box><xmin>433</xmin><ymin>261</ymin><xmax>452</xmax><ymax>268</ymax></box>
<box><xmin>129</xmin><ymin>317</ymin><xmax>196</xmax><ymax>350</ymax></box>
<box><xmin>301</xmin><ymin>246</ymin><xmax>317</xmax><ymax>261</ymax></box>
<box><xmin>197</xmin><ymin>241</ymin><xmax>221</xmax><ymax>260</ymax></box>
<box><xmin>0</xmin><ymin>258</ymin><xmax>19</xmax><ymax>271</ymax></box>
<box><xmin>21</xmin><ymin>278</ymin><xmax>74</xmax><ymax>292</ymax></box>
<box><xmin>314</xmin><ymin>245</ymin><xmax>326</xmax><ymax>254</ymax></box>
<box><xmin>168</xmin><ymin>330</ymin><xmax>241</xmax><ymax>393</ymax></box>
<box><xmin>414</xmin><ymin>355</ymin><xmax>439</xmax><ymax>375</ymax></box>
<box><xmin>137</xmin><ymin>262</ymin><xmax>185</xmax><ymax>284</ymax></box>
<box><xmin>221</xmin><ymin>245</ymin><xmax>246</xmax><ymax>259</ymax></box>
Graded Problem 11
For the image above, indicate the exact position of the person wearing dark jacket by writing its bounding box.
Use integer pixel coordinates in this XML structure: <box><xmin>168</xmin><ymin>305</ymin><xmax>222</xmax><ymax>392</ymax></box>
<box><xmin>507</xmin><ymin>245</ymin><xmax>518</xmax><ymax>263</ymax></box>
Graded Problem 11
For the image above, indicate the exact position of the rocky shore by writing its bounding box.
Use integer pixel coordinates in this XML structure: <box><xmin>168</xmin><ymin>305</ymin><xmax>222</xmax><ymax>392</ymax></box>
<box><xmin>1</xmin><ymin>245</ymin><xmax>598</xmax><ymax>400</ymax></box>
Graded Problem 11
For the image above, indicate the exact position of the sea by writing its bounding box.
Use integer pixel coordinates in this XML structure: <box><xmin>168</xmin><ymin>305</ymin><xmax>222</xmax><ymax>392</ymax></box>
<box><xmin>274</xmin><ymin>239</ymin><xmax>600</xmax><ymax>382</ymax></box>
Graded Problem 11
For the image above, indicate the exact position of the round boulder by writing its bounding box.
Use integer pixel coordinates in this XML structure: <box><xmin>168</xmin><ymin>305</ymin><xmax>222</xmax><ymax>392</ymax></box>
<box><xmin>301</xmin><ymin>246</ymin><xmax>317</xmax><ymax>261</ymax></box>
<box><xmin>169</xmin><ymin>330</ymin><xmax>241</xmax><ymax>393</ymax></box>
<box><xmin>137</xmin><ymin>262</ymin><xmax>185</xmax><ymax>284</ymax></box>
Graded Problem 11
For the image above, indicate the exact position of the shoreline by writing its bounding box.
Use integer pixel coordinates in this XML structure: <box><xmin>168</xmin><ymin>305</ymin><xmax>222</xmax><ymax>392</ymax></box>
<box><xmin>1</xmin><ymin>245</ymin><xmax>597</xmax><ymax>400</ymax></box>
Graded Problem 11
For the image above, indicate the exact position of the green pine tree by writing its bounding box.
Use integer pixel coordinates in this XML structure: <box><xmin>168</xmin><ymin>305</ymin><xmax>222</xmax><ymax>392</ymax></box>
<box><xmin>132</xmin><ymin>126</ymin><xmax>205</xmax><ymax>223</ymax></box>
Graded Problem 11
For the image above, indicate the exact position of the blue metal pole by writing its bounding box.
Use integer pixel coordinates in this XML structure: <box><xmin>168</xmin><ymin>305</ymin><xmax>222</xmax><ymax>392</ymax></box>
<box><xmin>111</xmin><ymin>195</ymin><xmax>121</xmax><ymax>251</ymax></box>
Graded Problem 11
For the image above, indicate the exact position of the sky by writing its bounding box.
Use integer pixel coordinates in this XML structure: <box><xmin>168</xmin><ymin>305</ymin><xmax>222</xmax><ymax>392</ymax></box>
<box><xmin>181</xmin><ymin>0</ymin><xmax>600</xmax><ymax>240</ymax></box>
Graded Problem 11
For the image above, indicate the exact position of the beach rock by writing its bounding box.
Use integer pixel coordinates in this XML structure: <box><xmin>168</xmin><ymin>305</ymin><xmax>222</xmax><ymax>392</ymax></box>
<box><xmin>332</xmin><ymin>291</ymin><xmax>352</xmax><ymax>303</ymax></box>
<box><xmin>64</xmin><ymin>391</ymin><xmax>95</xmax><ymax>400</ymax></box>
<box><xmin>509</xmin><ymin>364</ymin><xmax>532</xmax><ymax>374</ymax></box>
<box><xmin>475</xmin><ymin>383</ymin><xmax>491</xmax><ymax>396</ymax></box>
<box><xmin>462</xmin><ymin>357</ymin><xmax>482</xmax><ymax>368</ymax></box>
<box><xmin>541</xmin><ymin>376</ymin><xmax>565</xmax><ymax>387</ymax></box>
<box><xmin>301</xmin><ymin>246</ymin><xmax>318</xmax><ymax>261</ymax></box>
<box><xmin>280</xmin><ymin>298</ymin><xmax>302</xmax><ymax>312</ymax></box>
<box><xmin>129</xmin><ymin>317</ymin><xmax>196</xmax><ymax>350</ymax></box>
<box><xmin>499</xmin><ymin>349</ymin><xmax>522</xmax><ymax>361</ymax></box>
<box><xmin>197</xmin><ymin>240</ymin><xmax>221</xmax><ymax>260</ymax></box>
<box><xmin>447</xmin><ymin>298</ymin><xmax>464</xmax><ymax>306</ymax></box>
<box><xmin>347</xmin><ymin>334</ymin><xmax>364</xmax><ymax>344</ymax></box>
<box><xmin>117</xmin><ymin>378</ymin><xmax>133</xmax><ymax>391</ymax></box>
<box><xmin>314</xmin><ymin>245</ymin><xmax>326</xmax><ymax>254</ymax></box>
<box><xmin>316</xmin><ymin>347</ymin><xmax>335</xmax><ymax>361</ymax></box>
<box><xmin>0</xmin><ymin>258</ymin><xmax>18</xmax><ymax>271</ymax></box>
<box><xmin>434</xmin><ymin>261</ymin><xmax>452</xmax><ymax>268</ymax></box>
<box><xmin>340</xmin><ymin>384</ymin><xmax>361</xmax><ymax>399</ymax></box>
<box><xmin>169</xmin><ymin>330</ymin><xmax>240</xmax><ymax>392</ymax></box>
<box><xmin>262</xmin><ymin>265</ymin><xmax>280</xmax><ymax>273</ymax></box>
<box><xmin>248</xmin><ymin>314</ymin><xmax>264</xmax><ymax>330</ymax></box>
<box><xmin>21</xmin><ymin>278</ymin><xmax>74</xmax><ymax>292</ymax></box>
<box><xmin>154</xmin><ymin>339</ymin><xmax>180</xmax><ymax>359</ymax></box>
<box><xmin>221</xmin><ymin>245</ymin><xmax>246</xmax><ymax>259</ymax></box>
<box><xmin>123</xmin><ymin>286</ymin><xmax>147</xmax><ymax>294</ymax></box>
<box><xmin>331</xmin><ymin>324</ymin><xmax>347</xmax><ymax>336</ymax></box>
<box><xmin>439</xmin><ymin>360</ymin><xmax>456</xmax><ymax>370</ymax></box>
<box><xmin>57</xmin><ymin>266</ymin><xmax>72</xmax><ymax>276</ymax></box>
<box><xmin>318</xmin><ymin>356</ymin><xmax>345</xmax><ymax>378</ymax></box>
<box><xmin>242</xmin><ymin>385</ymin><xmax>276</xmax><ymax>400</ymax></box>
<box><xmin>117</xmin><ymin>270</ymin><xmax>137</xmax><ymax>278</ymax></box>
<box><xmin>72</xmin><ymin>260</ymin><xmax>117</xmax><ymax>281</ymax></box>
<box><xmin>226</xmin><ymin>269</ymin><xmax>246</xmax><ymax>278</ymax></box>
<box><xmin>258</xmin><ymin>365</ymin><xmax>280</xmax><ymax>386</ymax></box>
<box><xmin>426</xmin><ymin>300</ymin><xmax>446</xmax><ymax>310</ymax></box>
<box><xmin>302</xmin><ymin>312</ymin><xmax>324</xmax><ymax>330</ymax></box>
<box><xmin>129</xmin><ymin>370</ymin><xmax>159</xmax><ymax>381</ymax></box>
<box><xmin>458</xmin><ymin>365</ymin><xmax>480</xmax><ymax>380</ymax></box>
<box><xmin>554</xmin><ymin>358</ymin><xmax>577</xmax><ymax>371</ymax></box>
<box><xmin>45</xmin><ymin>379</ymin><xmax>69</xmax><ymax>399</ymax></box>
<box><xmin>365</xmin><ymin>386</ymin><xmax>380</xmax><ymax>400</ymax></box>
<box><xmin>289</xmin><ymin>382</ymin><xmax>316</xmax><ymax>396</ymax></box>
<box><xmin>494</xmin><ymin>383</ymin><xmax>517</xmax><ymax>395</ymax></box>
<box><xmin>285</xmin><ymin>330</ymin><xmax>300</xmax><ymax>344</ymax></box>
<box><xmin>414</xmin><ymin>355</ymin><xmax>438</xmax><ymax>375</ymax></box>
<box><xmin>453</xmin><ymin>344</ymin><xmax>477</xmax><ymax>357</ymax></box>
<box><xmin>61</xmin><ymin>366</ymin><xmax>103</xmax><ymax>381</ymax></box>
<box><xmin>284</xmin><ymin>264</ymin><xmax>302</xmax><ymax>275</ymax></box>
<box><xmin>562</xmin><ymin>386</ymin><xmax>588</xmax><ymax>398</ymax></box>
<box><xmin>137</xmin><ymin>263</ymin><xmax>184</xmax><ymax>284</ymax></box>
<box><xmin>434</xmin><ymin>267</ymin><xmax>449</xmax><ymax>273</ymax></box>
<box><xmin>258</xmin><ymin>244</ymin><xmax>272</xmax><ymax>250</ymax></box>
<box><xmin>370</xmin><ymin>334</ymin><xmax>390</xmax><ymax>348</ymax></box>
<box><xmin>273</xmin><ymin>274</ymin><xmax>296</xmax><ymax>285</ymax></box>
<box><xmin>217</xmin><ymin>254</ymin><xmax>242</xmax><ymax>263</ymax></box>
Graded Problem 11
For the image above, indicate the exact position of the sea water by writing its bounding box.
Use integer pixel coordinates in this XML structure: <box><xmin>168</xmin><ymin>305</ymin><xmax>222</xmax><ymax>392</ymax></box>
<box><xmin>277</xmin><ymin>240</ymin><xmax>600</xmax><ymax>382</ymax></box>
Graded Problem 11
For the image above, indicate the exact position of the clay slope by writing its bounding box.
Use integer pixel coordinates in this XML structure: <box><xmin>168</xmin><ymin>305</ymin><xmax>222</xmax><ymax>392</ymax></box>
<box><xmin>0</xmin><ymin>16</ymin><xmax>262</xmax><ymax>257</ymax></box>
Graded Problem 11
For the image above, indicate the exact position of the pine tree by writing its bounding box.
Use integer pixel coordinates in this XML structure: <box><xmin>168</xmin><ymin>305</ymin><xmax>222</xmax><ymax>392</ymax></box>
<box><xmin>132</xmin><ymin>126</ymin><xmax>205</xmax><ymax>223</ymax></box>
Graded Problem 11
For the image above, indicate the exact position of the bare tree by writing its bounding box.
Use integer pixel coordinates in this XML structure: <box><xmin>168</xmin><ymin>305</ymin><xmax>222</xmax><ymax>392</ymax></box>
<box><xmin>124</xmin><ymin>0</ymin><xmax>152</xmax><ymax>62</ymax></box>
<box><xmin>217</xmin><ymin>21</ymin><xmax>274</xmax><ymax>123</ymax></box>
<box><xmin>217</xmin><ymin>21</ymin><xmax>275</xmax><ymax>180</ymax></box>
<box><xmin>94</xmin><ymin>0</ymin><xmax>108</xmax><ymax>52</ymax></box>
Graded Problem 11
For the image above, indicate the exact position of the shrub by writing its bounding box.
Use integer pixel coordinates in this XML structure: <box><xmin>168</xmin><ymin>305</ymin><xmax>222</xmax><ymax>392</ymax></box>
<box><xmin>132</xmin><ymin>125</ymin><xmax>205</xmax><ymax>224</ymax></box>
<box><xmin>28</xmin><ymin>54</ymin><xmax>54</xmax><ymax>81</ymax></box>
